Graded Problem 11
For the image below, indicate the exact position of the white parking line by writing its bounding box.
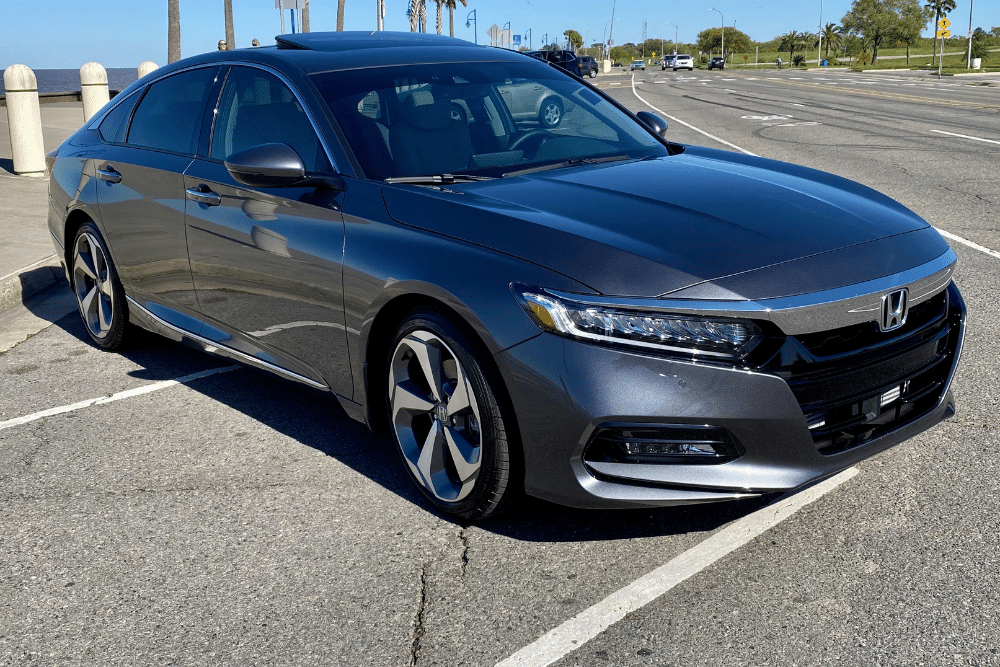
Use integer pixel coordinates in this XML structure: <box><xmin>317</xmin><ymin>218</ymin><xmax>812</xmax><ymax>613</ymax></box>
<box><xmin>935</xmin><ymin>228</ymin><xmax>1000</xmax><ymax>261</ymax></box>
<box><xmin>0</xmin><ymin>366</ymin><xmax>239</xmax><ymax>431</ymax></box>
<box><xmin>495</xmin><ymin>468</ymin><xmax>860</xmax><ymax>667</ymax></box>
<box><xmin>930</xmin><ymin>129</ymin><xmax>1000</xmax><ymax>146</ymax></box>
<box><xmin>630</xmin><ymin>79</ymin><xmax>758</xmax><ymax>156</ymax></box>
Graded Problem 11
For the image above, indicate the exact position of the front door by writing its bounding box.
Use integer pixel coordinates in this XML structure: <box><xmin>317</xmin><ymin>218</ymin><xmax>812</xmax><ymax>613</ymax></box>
<box><xmin>184</xmin><ymin>66</ymin><xmax>352</xmax><ymax>396</ymax></box>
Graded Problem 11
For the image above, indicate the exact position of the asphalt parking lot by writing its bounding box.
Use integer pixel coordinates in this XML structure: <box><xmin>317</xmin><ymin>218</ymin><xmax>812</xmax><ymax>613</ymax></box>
<box><xmin>2</xmin><ymin>68</ymin><xmax>999</xmax><ymax>666</ymax></box>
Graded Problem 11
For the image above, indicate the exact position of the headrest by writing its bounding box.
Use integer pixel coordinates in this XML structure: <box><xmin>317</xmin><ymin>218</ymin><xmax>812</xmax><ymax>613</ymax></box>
<box><xmin>400</xmin><ymin>90</ymin><xmax>452</xmax><ymax>130</ymax></box>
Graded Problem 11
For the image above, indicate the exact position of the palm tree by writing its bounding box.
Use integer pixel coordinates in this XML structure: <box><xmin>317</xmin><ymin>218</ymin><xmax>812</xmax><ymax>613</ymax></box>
<box><xmin>779</xmin><ymin>30</ymin><xmax>803</xmax><ymax>64</ymax></box>
<box><xmin>302</xmin><ymin>0</ymin><xmax>310</xmax><ymax>32</ymax></box>
<box><xmin>925</xmin><ymin>0</ymin><xmax>956</xmax><ymax>65</ymax></box>
<box><xmin>409</xmin><ymin>0</ymin><xmax>427</xmax><ymax>32</ymax></box>
<box><xmin>821</xmin><ymin>23</ymin><xmax>842</xmax><ymax>60</ymax></box>
<box><xmin>337</xmin><ymin>0</ymin><xmax>346</xmax><ymax>31</ymax></box>
<box><xmin>224</xmin><ymin>0</ymin><xmax>235</xmax><ymax>51</ymax></box>
<box><xmin>445</xmin><ymin>0</ymin><xmax>467</xmax><ymax>37</ymax></box>
<box><xmin>434</xmin><ymin>0</ymin><xmax>444</xmax><ymax>34</ymax></box>
<box><xmin>168</xmin><ymin>0</ymin><xmax>181</xmax><ymax>63</ymax></box>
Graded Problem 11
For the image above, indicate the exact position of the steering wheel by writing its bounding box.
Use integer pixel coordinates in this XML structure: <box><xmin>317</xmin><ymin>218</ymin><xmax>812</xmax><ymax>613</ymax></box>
<box><xmin>509</xmin><ymin>129</ymin><xmax>554</xmax><ymax>154</ymax></box>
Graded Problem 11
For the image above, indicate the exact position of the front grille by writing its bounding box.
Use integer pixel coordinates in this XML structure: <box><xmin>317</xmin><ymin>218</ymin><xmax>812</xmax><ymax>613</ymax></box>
<box><xmin>760</xmin><ymin>284</ymin><xmax>962</xmax><ymax>456</ymax></box>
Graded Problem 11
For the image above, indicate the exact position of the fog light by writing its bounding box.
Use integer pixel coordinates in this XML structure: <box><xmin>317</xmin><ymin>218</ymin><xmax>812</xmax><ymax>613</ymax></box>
<box><xmin>622</xmin><ymin>441</ymin><xmax>718</xmax><ymax>456</ymax></box>
<box><xmin>585</xmin><ymin>424</ymin><xmax>744</xmax><ymax>465</ymax></box>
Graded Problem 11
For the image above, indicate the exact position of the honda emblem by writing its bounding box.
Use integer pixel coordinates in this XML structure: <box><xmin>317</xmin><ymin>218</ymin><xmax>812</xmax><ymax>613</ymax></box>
<box><xmin>879</xmin><ymin>288</ymin><xmax>909</xmax><ymax>332</ymax></box>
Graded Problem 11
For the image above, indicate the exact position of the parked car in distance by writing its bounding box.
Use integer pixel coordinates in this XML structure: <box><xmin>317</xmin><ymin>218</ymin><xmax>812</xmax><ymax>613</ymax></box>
<box><xmin>48</xmin><ymin>32</ymin><xmax>966</xmax><ymax>522</ymax></box>
<box><xmin>673</xmin><ymin>53</ymin><xmax>694</xmax><ymax>70</ymax></box>
<box><xmin>526</xmin><ymin>49</ymin><xmax>584</xmax><ymax>78</ymax></box>
<box><xmin>630</xmin><ymin>59</ymin><xmax>646</xmax><ymax>71</ymax></box>
<box><xmin>661</xmin><ymin>55</ymin><xmax>676</xmax><ymax>70</ymax></box>
<box><xmin>708</xmin><ymin>56</ymin><xmax>725</xmax><ymax>70</ymax></box>
<box><xmin>495</xmin><ymin>79</ymin><xmax>572</xmax><ymax>127</ymax></box>
<box><xmin>578</xmin><ymin>55</ymin><xmax>598</xmax><ymax>78</ymax></box>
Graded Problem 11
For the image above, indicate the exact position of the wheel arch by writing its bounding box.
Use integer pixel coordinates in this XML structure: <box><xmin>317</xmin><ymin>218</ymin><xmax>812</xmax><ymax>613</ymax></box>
<box><xmin>63</xmin><ymin>209</ymin><xmax>96</xmax><ymax>287</ymax></box>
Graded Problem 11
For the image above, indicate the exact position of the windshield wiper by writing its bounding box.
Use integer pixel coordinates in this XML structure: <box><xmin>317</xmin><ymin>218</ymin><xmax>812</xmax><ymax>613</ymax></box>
<box><xmin>501</xmin><ymin>154</ymin><xmax>635</xmax><ymax>178</ymax></box>
<box><xmin>384</xmin><ymin>174</ymin><xmax>493</xmax><ymax>185</ymax></box>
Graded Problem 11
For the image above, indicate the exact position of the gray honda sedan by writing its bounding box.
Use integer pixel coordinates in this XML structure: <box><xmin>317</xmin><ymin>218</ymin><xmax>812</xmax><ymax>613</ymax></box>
<box><xmin>48</xmin><ymin>32</ymin><xmax>965</xmax><ymax>520</ymax></box>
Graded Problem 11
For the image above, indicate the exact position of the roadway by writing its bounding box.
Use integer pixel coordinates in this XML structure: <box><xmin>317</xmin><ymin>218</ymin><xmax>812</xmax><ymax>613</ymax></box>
<box><xmin>2</xmin><ymin>69</ymin><xmax>999</xmax><ymax>666</ymax></box>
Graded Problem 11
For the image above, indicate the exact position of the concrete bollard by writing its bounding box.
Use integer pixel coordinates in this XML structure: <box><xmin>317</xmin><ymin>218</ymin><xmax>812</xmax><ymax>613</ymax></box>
<box><xmin>137</xmin><ymin>61</ymin><xmax>158</xmax><ymax>79</ymax></box>
<box><xmin>3</xmin><ymin>65</ymin><xmax>46</xmax><ymax>177</ymax></box>
<box><xmin>80</xmin><ymin>62</ymin><xmax>110</xmax><ymax>122</ymax></box>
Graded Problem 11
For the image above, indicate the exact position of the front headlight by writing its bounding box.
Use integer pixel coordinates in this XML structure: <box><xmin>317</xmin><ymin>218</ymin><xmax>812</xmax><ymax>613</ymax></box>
<box><xmin>515</xmin><ymin>287</ymin><xmax>763</xmax><ymax>361</ymax></box>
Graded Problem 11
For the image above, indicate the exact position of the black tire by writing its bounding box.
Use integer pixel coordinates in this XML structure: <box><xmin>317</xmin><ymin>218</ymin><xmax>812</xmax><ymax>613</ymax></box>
<box><xmin>538</xmin><ymin>97</ymin><xmax>563</xmax><ymax>128</ymax></box>
<box><xmin>71</xmin><ymin>222</ymin><xmax>129</xmax><ymax>350</ymax></box>
<box><xmin>588</xmin><ymin>69</ymin><xmax>597</xmax><ymax>78</ymax></box>
<box><xmin>386</xmin><ymin>310</ymin><xmax>520</xmax><ymax>521</ymax></box>
<box><xmin>449</xmin><ymin>103</ymin><xmax>467</xmax><ymax>124</ymax></box>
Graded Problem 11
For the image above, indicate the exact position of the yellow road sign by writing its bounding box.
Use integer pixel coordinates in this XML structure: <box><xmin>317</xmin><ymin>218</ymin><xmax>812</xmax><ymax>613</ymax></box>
<box><xmin>938</xmin><ymin>17</ymin><xmax>951</xmax><ymax>28</ymax></box>
<box><xmin>936</xmin><ymin>29</ymin><xmax>951</xmax><ymax>38</ymax></box>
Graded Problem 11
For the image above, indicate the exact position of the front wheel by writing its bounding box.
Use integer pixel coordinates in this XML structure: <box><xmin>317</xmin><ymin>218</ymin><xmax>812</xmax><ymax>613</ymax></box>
<box><xmin>71</xmin><ymin>222</ymin><xmax>129</xmax><ymax>350</ymax></box>
<box><xmin>588</xmin><ymin>69</ymin><xmax>597</xmax><ymax>78</ymax></box>
<box><xmin>387</xmin><ymin>311</ymin><xmax>520</xmax><ymax>521</ymax></box>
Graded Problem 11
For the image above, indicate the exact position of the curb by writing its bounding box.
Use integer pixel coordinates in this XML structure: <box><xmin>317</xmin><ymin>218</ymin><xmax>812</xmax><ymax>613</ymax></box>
<box><xmin>0</xmin><ymin>256</ymin><xmax>67</xmax><ymax>315</ymax></box>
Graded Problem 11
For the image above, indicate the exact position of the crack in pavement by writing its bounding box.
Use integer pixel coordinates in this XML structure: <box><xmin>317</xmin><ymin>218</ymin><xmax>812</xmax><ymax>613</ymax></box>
<box><xmin>409</xmin><ymin>563</ymin><xmax>428</xmax><ymax>667</ymax></box>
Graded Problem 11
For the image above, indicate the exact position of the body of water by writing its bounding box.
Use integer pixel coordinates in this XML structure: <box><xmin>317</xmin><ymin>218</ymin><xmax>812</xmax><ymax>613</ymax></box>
<box><xmin>0</xmin><ymin>68</ymin><xmax>139</xmax><ymax>95</ymax></box>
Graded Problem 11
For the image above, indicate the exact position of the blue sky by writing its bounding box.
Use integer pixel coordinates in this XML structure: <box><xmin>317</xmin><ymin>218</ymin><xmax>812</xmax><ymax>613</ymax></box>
<box><xmin>0</xmin><ymin>0</ymin><xmax>994</xmax><ymax>69</ymax></box>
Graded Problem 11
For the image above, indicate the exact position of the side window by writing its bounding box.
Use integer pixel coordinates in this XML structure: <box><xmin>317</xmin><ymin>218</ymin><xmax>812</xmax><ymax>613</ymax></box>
<box><xmin>98</xmin><ymin>89</ymin><xmax>142</xmax><ymax>144</ymax></box>
<box><xmin>127</xmin><ymin>67</ymin><xmax>218</xmax><ymax>154</ymax></box>
<box><xmin>211</xmin><ymin>66</ymin><xmax>328</xmax><ymax>173</ymax></box>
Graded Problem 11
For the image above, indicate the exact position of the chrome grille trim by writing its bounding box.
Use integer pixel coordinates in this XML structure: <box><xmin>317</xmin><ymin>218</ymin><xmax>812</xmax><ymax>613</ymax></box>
<box><xmin>542</xmin><ymin>250</ymin><xmax>956</xmax><ymax>335</ymax></box>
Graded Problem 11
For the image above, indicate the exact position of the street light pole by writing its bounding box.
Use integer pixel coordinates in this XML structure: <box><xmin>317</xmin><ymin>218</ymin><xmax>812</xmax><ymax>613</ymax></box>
<box><xmin>503</xmin><ymin>21</ymin><xmax>511</xmax><ymax>50</ymax></box>
<box><xmin>709</xmin><ymin>8</ymin><xmax>724</xmax><ymax>62</ymax></box>
<box><xmin>966</xmin><ymin>0</ymin><xmax>974</xmax><ymax>69</ymax></box>
<box><xmin>607</xmin><ymin>0</ymin><xmax>617</xmax><ymax>60</ymax></box>
<box><xmin>525</xmin><ymin>28</ymin><xmax>532</xmax><ymax>51</ymax></box>
<box><xmin>817</xmin><ymin>0</ymin><xmax>823</xmax><ymax>65</ymax></box>
<box><xmin>465</xmin><ymin>9</ymin><xmax>477</xmax><ymax>44</ymax></box>
<box><xmin>665</xmin><ymin>22</ymin><xmax>678</xmax><ymax>54</ymax></box>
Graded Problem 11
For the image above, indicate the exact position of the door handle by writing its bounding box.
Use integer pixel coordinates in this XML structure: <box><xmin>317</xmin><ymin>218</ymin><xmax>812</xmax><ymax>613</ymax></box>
<box><xmin>97</xmin><ymin>166</ymin><xmax>121</xmax><ymax>183</ymax></box>
<box><xmin>185</xmin><ymin>186</ymin><xmax>222</xmax><ymax>207</ymax></box>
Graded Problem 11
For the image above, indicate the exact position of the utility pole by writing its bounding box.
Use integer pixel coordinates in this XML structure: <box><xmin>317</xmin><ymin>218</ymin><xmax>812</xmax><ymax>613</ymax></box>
<box><xmin>642</xmin><ymin>21</ymin><xmax>647</xmax><ymax>58</ymax></box>
<box><xmin>818</xmin><ymin>0</ymin><xmax>823</xmax><ymax>65</ymax></box>
<box><xmin>966</xmin><ymin>0</ymin><xmax>974</xmax><ymax>69</ymax></box>
<box><xmin>608</xmin><ymin>0</ymin><xmax>617</xmax><ymax>62</ymax></box>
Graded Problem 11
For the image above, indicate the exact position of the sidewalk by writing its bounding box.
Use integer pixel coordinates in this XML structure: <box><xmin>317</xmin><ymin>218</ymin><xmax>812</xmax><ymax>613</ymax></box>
<box><xmin>0</xmin><ymin>102</ymin><xmax>84</xmax><ymax>314</ymax></box>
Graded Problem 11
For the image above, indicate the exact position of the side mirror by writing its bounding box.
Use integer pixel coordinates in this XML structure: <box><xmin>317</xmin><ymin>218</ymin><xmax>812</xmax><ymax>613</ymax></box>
<box><xmin>225</xmin><ymin>143</ymin><xmax>307</xmax><ymax>188</ymax></box>
<box><xmin>636</xmin><ymin>111</ymin><xmax>668</xmax><ymax>137</ymax></box>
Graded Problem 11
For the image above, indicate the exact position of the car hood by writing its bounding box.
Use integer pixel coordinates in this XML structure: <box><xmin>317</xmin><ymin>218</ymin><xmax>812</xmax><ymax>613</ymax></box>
<box><xmin>381</xmin><ymin>146</ymin><xmax>949</xmax><ymax>299</ymax></box>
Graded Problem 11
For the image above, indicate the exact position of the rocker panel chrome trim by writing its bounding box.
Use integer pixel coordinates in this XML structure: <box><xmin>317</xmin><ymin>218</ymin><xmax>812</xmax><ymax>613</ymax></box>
<box><xmin>126</xmin><ymin>296</ymin><xmax>329</xmax><ymax>391</ymax></box>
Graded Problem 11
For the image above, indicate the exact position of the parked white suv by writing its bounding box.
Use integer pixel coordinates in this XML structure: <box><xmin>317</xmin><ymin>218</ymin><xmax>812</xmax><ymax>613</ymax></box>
<box><xmin>672</xmin><ymin>54</ymin><xmax>694</xmax><ymax>71</ymax></box>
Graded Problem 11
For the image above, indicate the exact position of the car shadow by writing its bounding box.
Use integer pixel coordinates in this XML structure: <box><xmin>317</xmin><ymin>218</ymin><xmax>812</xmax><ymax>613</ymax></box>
<box><xmin>43</xmin><ymin>308</ymin><xmax>776</xmax><ymax>543</ymax></box>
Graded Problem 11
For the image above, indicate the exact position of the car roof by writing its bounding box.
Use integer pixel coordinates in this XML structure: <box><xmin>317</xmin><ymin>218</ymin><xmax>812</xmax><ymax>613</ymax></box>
<box><xmin>148</xmin><ymin>31</ymin><xmax>530</xmax><ymax>78</ymax></box>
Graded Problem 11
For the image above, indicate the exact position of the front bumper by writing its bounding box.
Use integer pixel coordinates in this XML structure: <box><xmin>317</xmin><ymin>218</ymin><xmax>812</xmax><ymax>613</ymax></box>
<box><xmin>497</xmin><ymin>283</ymin><xmax>966</xmax><ymax>509</ymax></box>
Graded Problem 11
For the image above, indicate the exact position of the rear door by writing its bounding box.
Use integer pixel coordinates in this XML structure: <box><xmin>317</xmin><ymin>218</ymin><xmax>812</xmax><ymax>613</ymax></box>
<box><xmin>183</xmin><ymin>65</ymin><xmax>352</xmax><ymax>395</ymax></box>
<box><xmin>94</xmin><ymin>66</ymin><xmax>222</xmax><ymax>316</ymax></box>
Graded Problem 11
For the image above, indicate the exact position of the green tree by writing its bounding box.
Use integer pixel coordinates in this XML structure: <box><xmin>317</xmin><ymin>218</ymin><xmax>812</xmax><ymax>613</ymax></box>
<box><xmin>564</xmin><ymin>29</ymin><xmax>583</xmax><ymax>51</ymax></box>
<box><xmin>696</xmin><ymin>27</ymin><xmax>752</xmax><ymax>59</ymax></box>
<box><xmin>842</xmin><ymin>0</ymin><xmax>926</xmax><ymax>64</ymax></box>
<box><xmin>820</xmin><ymin>23</ymin><xmax>843</xmax><ymax>59</ymax></box>
<box><xmin>779</xmin><ymin>30</ymin><xmax>808</xmax><ymax>63</ymax></box>
<box><xmin>924</xmin><ymin>0</ymin><xmax>956</xmax><ymax>65</ymax></box>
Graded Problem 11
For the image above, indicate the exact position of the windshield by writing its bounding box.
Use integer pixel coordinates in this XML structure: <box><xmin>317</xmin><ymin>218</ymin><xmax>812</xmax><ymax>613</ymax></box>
<box><xmin>310</xmin><ymin>60</ymin><xmax>668</xmax><ymax>180</ymax></box>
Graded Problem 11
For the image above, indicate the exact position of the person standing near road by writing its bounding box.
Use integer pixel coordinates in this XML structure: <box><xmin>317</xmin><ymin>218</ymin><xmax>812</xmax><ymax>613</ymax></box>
<box><xmin>776</xmin><ymin>56</ymin><xmax>783</xmax><ymax>70</ymax></box>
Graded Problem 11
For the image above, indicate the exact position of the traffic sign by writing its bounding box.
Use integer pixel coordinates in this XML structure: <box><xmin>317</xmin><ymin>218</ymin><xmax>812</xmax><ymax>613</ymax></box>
<box><xmin>938</xmin><ymin>17</ymin><xmax>951</xmax><ymax>28</ymax></box>
<box><xmin>936</xmin><ymin>29</ymin><xmax>951</xmax><ymax>38</ymax></box>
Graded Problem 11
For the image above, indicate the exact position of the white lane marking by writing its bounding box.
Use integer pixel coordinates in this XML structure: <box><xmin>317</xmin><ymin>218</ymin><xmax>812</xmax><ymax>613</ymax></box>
<box><xmin>0</xmin><ymin>254</ymin><xmax>58</xmax><ymax>285</ymax></box>
<box><xmin>630</xmin><ymin>79</ymin><xmax>758</xmax><ymax>156</ymax></box>
<box><xmin>930</xmin><ymin>129</ymin><xmax>1000</xmax><ymax>146</ymax></box>
<box><xmin>496</xmin><ymin>468</ymin><xmax>860</xmax><ymax>667</ymax></box>
<box><xmin>791</xmin><ymin>103</ymin><xmax>805</xmax><ymax>106</ymax></box>
<box><xmin>935</xmin><ymin>227</ymin><xmax>1000</xmax><ymax>261</ymax></box>
<box><xmin>0</xmin><ymin>366</ymin><xmax>240</xmax><ymax>432</ymax></box>
<box><xmin>724</xmin><ymin>89</ymin><xmax>738</xmax><ymax>93</ymax></box>
<box><xmin>742</xmin><ymin>114</ymin><xmax>792</xmax><ymax>121</ymax></box>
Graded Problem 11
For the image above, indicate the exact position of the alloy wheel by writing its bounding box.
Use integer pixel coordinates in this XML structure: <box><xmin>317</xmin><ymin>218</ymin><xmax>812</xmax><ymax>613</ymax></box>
<box><xmin>73</xmin><ymin>231</ymin><xmax>116</xmax><ymax>340</ymax></box>
<box><xmin>389</xmin><ymin>330</ymin><xmax>483</xmax><ymax>503</ymax></box>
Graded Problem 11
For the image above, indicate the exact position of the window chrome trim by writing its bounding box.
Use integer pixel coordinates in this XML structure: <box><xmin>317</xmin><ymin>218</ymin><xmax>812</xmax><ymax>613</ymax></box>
<box><xmin>205</xmin><ymin>61</ymin><xmax>340</xmax><ymax>173</ymax></box>
<box><xmin>541</xmin><ymin>249</ymin><xmax>957</xmax><ymax>336</ymax></box>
